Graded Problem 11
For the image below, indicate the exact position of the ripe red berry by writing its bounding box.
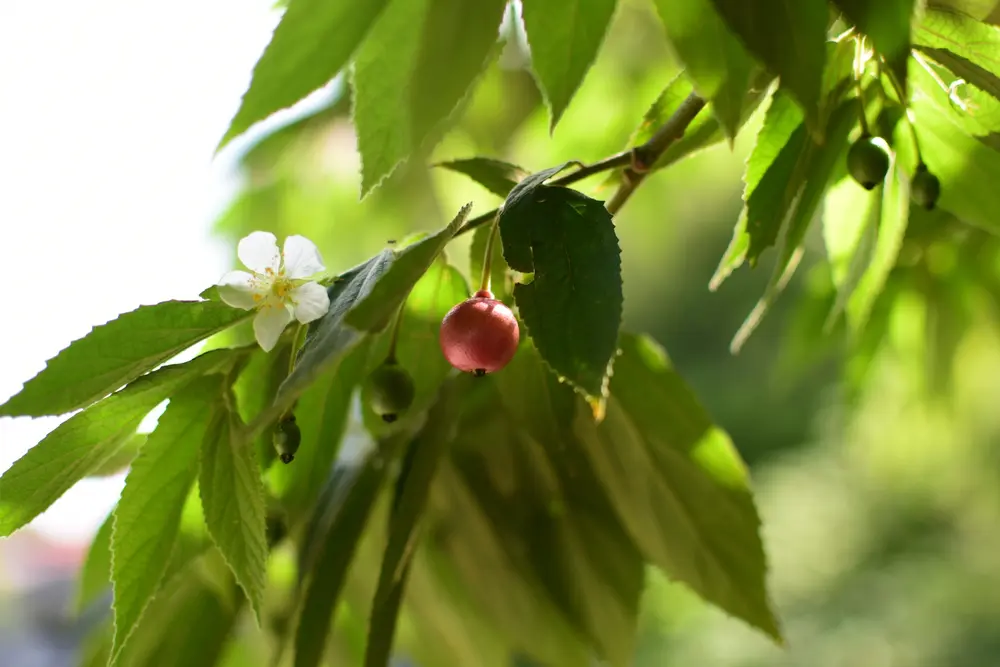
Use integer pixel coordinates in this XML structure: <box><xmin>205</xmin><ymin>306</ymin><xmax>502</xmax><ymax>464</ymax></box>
<box><xmin>439</xmin><ymin>289</ymin><xmax>520</xmax><ymax>375</ymax></box>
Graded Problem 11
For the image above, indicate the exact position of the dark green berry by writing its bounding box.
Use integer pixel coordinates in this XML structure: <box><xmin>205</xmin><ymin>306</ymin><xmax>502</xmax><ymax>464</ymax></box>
<box><xmin>273</xmin><ymin>414</ymin><xmax>301</xmax><ymax>464</ymax></box>
<box><xmin>847</xmin><ymin>135</ymin><xmax>891</xmax><ymax>190</ymax></box>
<box><xmin>366</xmin><ymin>360</ymin><xmax>415</xmax><ymax>423</ymax></box>
<box><xmin>911</xmin><ymin>163</ymin><xmax>941</xmax><ymax>210</ymax></box>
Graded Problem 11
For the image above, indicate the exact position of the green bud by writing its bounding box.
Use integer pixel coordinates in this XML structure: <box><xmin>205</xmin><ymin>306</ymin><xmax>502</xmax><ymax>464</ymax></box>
<box><xmin>273</xmin><ymin>414</ymin><xmax>301</xmax><ymax>464</ymax></box>
<box><xmin>366</xmin><ymin>360</ymin><xmax>415</xmax><ymax>423</ymax></box>
<box><xmin>911</xmin><ymin>163</ymin><xmax>941</xmax><ymax>210</ymax></box>
<box><xmin>847</xmin><ymin>135</ymin><xmax>891</xmax><ymax>190</ymax></box>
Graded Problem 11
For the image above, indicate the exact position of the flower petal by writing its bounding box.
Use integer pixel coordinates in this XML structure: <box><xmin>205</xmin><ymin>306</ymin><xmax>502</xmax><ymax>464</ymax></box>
<box><xmin>290</xmin><ymin>282</ymin><xmax>330</xmax><ymax>323</ymax></box>
<box><xmin>282</xmin><ymin>235</ymin><xmax>326</xmax><ymax>279</ymax></box>
<box><xmin>253</xmin><ymin>305</ymin><xmax>293</xmax><ymax>352</ymax></box>
<box><xmin>238</xmin><ymin>231</ymin><xmax>281</xmax><ymax>273</ymax></box>
<box><xmin>217</xmin><ymin>271</ymin><xmax>258</xmax><ymax>310</ymax></box>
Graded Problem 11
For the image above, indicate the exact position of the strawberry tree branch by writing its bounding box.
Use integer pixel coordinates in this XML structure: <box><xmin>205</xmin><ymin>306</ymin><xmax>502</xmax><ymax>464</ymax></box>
<box><xmin>453</xmin><ymin>91</ymin><xmax>707</xmax><ymax>236</ymax></box>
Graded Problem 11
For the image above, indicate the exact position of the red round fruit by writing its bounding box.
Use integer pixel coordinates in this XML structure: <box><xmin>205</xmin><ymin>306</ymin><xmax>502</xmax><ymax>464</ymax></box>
<box><xmin>439</xmin><ymin>289</ymin><xmax>520</xmax><ymax>375</ymax></box>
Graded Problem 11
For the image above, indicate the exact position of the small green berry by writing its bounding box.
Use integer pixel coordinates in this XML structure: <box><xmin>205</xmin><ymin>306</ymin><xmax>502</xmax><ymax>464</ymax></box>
<box><xmin>911</xmin><ymin>163</ymin><xmax>941</xmax><ymax>210</ymax></box>
<box><xmin>847</xmin><ymin>135</ymin><xmax>891</xmax><ymax>190</ymax></box>
<box><xmin>366</xmin><ymin>360</ymin><xmax>415</xmax><ymax>423</ymax></box>
<box><xmin>273</xmin><ymin>414</ymin><xmax>301</xmax><ymax>464</ymax></box>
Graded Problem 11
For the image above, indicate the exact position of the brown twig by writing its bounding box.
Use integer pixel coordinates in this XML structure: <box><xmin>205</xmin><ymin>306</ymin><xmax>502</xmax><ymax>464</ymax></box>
<box><xmin>453</xmin><ymin>91</ymin><xmax>708</xmax><ymax>236</ymax></box>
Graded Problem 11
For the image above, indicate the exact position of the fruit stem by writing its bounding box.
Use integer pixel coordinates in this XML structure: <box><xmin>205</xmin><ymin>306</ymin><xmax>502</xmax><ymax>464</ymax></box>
<box><xmin>479</xmin><ymin>216</ymin><xmax>500</xmax><ymax>293</ymax></box>
<box><xmin>386</xmin><ymin>300</ymin><xmax>407</xmax><ymax>364</ymax></box>
<box><xmin>853</xmin><ymin>36</ymin><xmax>872</xmax><ymax>137</ymax></box>
<box><xmin>881</xmin><ymin>60</ymin><xmax>925</xmax><ymax>166</ymax></box>
<box><xmin>287</xmin><ymin>323</ymin><xmax>307</xmax><ymax>378</ymax></box>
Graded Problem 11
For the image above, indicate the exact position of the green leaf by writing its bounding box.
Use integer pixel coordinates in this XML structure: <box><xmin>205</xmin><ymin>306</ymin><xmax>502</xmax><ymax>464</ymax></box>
<box><xmin>233</xmin><ymin>345</ymin><xmax>291</xmax><ymax>469</ymax></box>
<box><xmin>0</xmin><ymin>349</ymin><xmax>239</xmax><ymax>537</ymax></box>
<box><xmin>575</xmin><ymin>333</ymin><xmax>781</xmax><ymax>640</ymax></box>
<box><xmin>706</xmin><ymin>0</ymin><xmax>828</xmax><ymax>126</ymax></box>
<box><xmin>353</xmin><ymin>0</ymin><xmax>507</xmax><ymax>195</ymax></box>
<box><xmin>910</xmin><ymin>89</ymin><xmax>1000</xmax><ymax>234</ymax></box>
<box><xmin>914</xmin><ymin>8</ymin><xmax>1000</xmax><ymax>103</ymax></box>
<box><xmin>271</xmin><ymin>340</ymin><xmax>372</xmax><ymax>519</ymax></box>
<box><xmin>364</xmin><ymin>375</ymin><xmax>470</xmax><ymax>667</ymax></box>
<box><xmin>822</xmin><ymin>175</ymin><xmax>882</xmax><ymax>318</ymax></box>
<box><xmin>199</xmin><ymin>393</ymin><xmax>268</xmax><ymax>624</ymax></box>
<box><xmin>912</xmin><ymin>50</ymin><xmax>1000</xmax><ymax>137</ymax></box>
<box><xmin>435</xmin><ymin>157</ymin><xmax>526</xmax><ymax>197</ymax></box>
<box><xmin>293</xmin><ymin>458</ymin><xmax>390</xmax><ymax>667</ymax></box>
<box><xmin>273</xmin><ymin>251</ymin><xmax>395</xmax><ymax>417</ymax></box>
<box><xmin>346</xmin><ymin>203</ymin><xmax>472</xmax><ymax>331</ymax></box>
<box><xmin>471</xmin><ymin>222</ymin><xmax>511</xmax><ymax>304</ymax></box>
<box><xmin>651</xmin><ymin>0</ymin><xmax>756</xmax><ymax>140</ymax></box>
<box><xmin>520</xmin><ymin>0</ymin><xmax>618</xmax><ymax>130</ymax></box>
<box><xmin>832</xmin><ymin>0</ymin><xmax>916</xmax><ymax>93</ymax></box>
<box><xmin>499</xmin><ymin>185</ymin><xmax>622</xmax><ymax>405</ymax></box>
<box><xmin>218</xmin><ymin>0</ymin><xmax>391</xmax><ymax>149</ymax></box>
<box><xmin>76</xmin><ymin>511</ymin><xmax>114</xmax><ymax>613</ymax></box>
<box><xmin>0</xmin><ymin>300</ymin><xmax>249</xmax><ymax>418</ymax></box>
<box><xmin>732</xmin><ymin>99</ymin><xmax>858</xmax><ymax>351</ymax></box>
<box><xmin>110</xmin><ymin>375</ymin><xmax>224</xmax><ymax>664</ymax></box>
<box><xmin>87</xmin><ymin>433</ymin><xmax>146</xmax><ymax>479</ymax></box>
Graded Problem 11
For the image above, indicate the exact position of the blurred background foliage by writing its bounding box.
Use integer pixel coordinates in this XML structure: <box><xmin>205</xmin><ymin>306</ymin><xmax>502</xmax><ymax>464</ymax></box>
<box><xmin>194</xmin><ymin>0</ymin><xmax>1000</xmax><ymax>664</ymax></box>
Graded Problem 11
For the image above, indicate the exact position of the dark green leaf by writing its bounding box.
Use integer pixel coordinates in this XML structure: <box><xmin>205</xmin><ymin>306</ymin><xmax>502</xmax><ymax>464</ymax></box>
<box><xmin>110</xmin><ymin>375</ymin><xmax>223</xmax><ymax>664</ymax></box>
<box><xmin>520</xmin><ymin>0</ymin><xmax>618</xmax><ymax>129</ymax></box>
<box><xmin>435</xmin><ymin>157</ymin><xmax>526</xmax><ymax>197</ymax></box>
<box><xmin>706</xmin><ymin>0</ymin><xmax>828</xmax><ymax>125</ymax></box>
<box><xmin>732</xmin><ymin>100</ymin><xmax>858</xmax><ymax>351</ymax></box>
<box><xmin>914</xmin><ymin>9</ymin><xmax>1000</xmax><ymax>103</ymax></box>
<box><xmin>501</xmin><ymin>162</ymin><xmax>575</xmax><ymax>210</ymax></box>
<box><xmin>910</xmin><ymin>89</ymin><xmax>1000</xmax><ymax>234</ymax></box>
<box><xmin>271</xmin><ymin>339</ymin><xmax>372</xmax><ymax>520</ymax></box>
<box><xmin>218</xmin><ymin>0</ymin><xmax>391</xmax><ymax>149</ymax></box>
<box><xmin>651</xmin><ymin>0</ymin><xmax>756</xmax><ymax>140</ymax></box>
<box><xmin>471</xmin><ymin>222</ymin><xmax>511</xmax><ymax>304</ymax></box>
<box><xmin>273</xmin><ymin>251</ymin><xmax>395</xmax><ymax>418</ymax></box>
<box><xmin>832</xmin><ymin>0</ymin><xmax>916</xmax><ymax>93</ymax></box>
<box><xmin>76</xmin><ymin>511</ymin><xmax>114</xmax><ymax>614</ymax></box>
<box><xmin>346</xmin><ymin>203</ymin><xmax>471</xmax><ymax>331</ymax></box>
<box><xmin>499</xmin><ymin>186</ymin><xmax>622</xmax><ymax>404</ymax></box>
<box><xmin>364</xmin><ymin>375</ymin><xmax>470</xmax><ymax>667</ymax></box>
<box><xmin>294</xmin><ymin>458</ymin><xmax>389</xmax><ymax>667</ymax></box>
<box><xmin>0</xmin><ymin>349</ymin><xmax>239</xmax><ymax>537</ymax></box>
<box><xmin>199</xmin><ymin>393</ymin><xmax>268</xmax><ymax>624</ymax></box>
<box><xmin>0</xmin><ymin>300</ymin><xmax>249</xmax><ymax>418</ymax></box>
<box><xmin>353</xmin><ymin>0</ymin><xmax>508</xmax><ymax>195</ymax></box>
<box><xmin>576</xmin><ymin>334</ymin><xmax>781</xmax><ymax>641</ymax></box>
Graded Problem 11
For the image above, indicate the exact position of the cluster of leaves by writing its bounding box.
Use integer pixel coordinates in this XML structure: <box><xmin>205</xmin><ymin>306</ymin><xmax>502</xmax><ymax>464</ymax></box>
<box><xmin>6</xmin><ymin>0</ymin><xmax>1000</xmax><ymax>666</ymax></box>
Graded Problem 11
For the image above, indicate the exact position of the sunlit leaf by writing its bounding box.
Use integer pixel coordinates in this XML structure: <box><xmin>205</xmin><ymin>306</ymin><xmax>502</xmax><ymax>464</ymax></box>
<box><xmin>832</xmin><ymin>0</ymin><xmax>916</xmax><ymax>93</ymax></box>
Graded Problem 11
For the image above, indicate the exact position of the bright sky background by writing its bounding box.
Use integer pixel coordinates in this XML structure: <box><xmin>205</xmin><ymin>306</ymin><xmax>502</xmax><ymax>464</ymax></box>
<box><xmin>0</xmin><ymin>0</ymin><xmax>285</xmax><ymax>543</ymax></box>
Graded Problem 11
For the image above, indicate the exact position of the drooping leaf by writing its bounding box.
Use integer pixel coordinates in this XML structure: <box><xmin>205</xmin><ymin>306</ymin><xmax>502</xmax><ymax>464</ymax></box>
<box><xmin>0</xmin><ymin>300</ymin><xmax>249</xmax><ymax>418</ymax></box>
<box><xmin>346</xmin><ymin>203</ymin><xmax>472</xmax><ymax>331</ymax></box>
<box><xmin>910</xmin><ymin>90</ymin><xmax>1000</xmax><ymax>234</ymax></box>
<box><xmin>575</xmin><ymin>334</ymin><xmax>781</xmax><ymax>641</ymax></box>
<box><xmin>353</xmin><ymin>0</ymin><xmax>507</xmax><ymax>195</ymax></box>
<box><xmin>731</xmin><ymin>100</ymin><xmax>858</xmax><ymax>352</ymax></box>
<box><xmin>110</xmin><ymin>375</ymin><xmax>224</xmax><ymax>664</ymax></box>
<box><xmin>706</xmin><ymin>0</ymin><xmax>828</xmax><ymax>125</ymax></box>
<box><xmin>218</xmin><ymin>0</ymin><xmax>392</xmax><ymax>149</ymax></box>
<box><xmin>435</xmin><ymin>157</ymin><xmax>525</xmax><ymax>198</ymax></box>
<box><xmin>832</xmin><ymin>0</ymin><xmax>916</xmax><ymax>93</ymax></box>
<box><xmin>364</xmin><ymin>375</ymin><xmax>470</xmax><ymax>667</ymax></box>
<box><xmin>470</xmin><ymin>222</ymin><xmax>511</xmax><ymax>304</ymax></box>
<box><xmin>199</xmin><ymin>392</ymin><xmax>269</xmax><ymax>624</ymax></box>
<box><xmin>651</xmin><ymin>0</ymin><xmax>756</xmax><ymax>140</ymax></box>
<box><xmin>272</xmin><ymin>251</ymin><xmax>395</xmax><ymax>418</ymax></box>
<box><xmin>76</xmin><ymin>511</ymin><xmax>114</xmax><ymax>614</ymax></box>
<box><xmin>914</xmin><ymin>8</ymin><xmax>1000</xmax><ymax>103</ymax></box>
<box><xmin>293</xmin><ymin>457</ymin><xmax>391</xmax><ymax>667</ymax></box>
<box><xmin>0</xmin><ymin>349</ymin><xmax>240</xmax><ymax>537</ymax></box>
<box><xmin>271</xmin><ymin>339</ymin><xmax>372</xmax><ymax>520</ymax></box>
<box><xmin>520</xmin><ymin>0</ymin><xmax>618</xmax><ymax>130</ymax></box>
<box><xmin>499</xmin><ymin>185</ymin><xmax>622</xmax><ymax>406</ymax></box>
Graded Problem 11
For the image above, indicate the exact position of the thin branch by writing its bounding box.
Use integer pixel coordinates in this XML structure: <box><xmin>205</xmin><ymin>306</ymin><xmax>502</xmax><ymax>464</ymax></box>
<box><xmin>453</xmin><ymin>92</ymin><xmax>707</xmax><ymax>235</ymax></box>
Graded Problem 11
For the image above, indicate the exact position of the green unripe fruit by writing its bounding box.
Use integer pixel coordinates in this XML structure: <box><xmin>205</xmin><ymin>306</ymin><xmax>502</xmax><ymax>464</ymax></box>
<box><xmin>273</xmin><ymin>414</ymin><xmax>301</xmax><ymax>464</ymax></box>
<box><xmin>847</xmin><ymin>135</ymin><xmax>891</xmax><ymax>190</ymax></box>
<box><xmin>366</xmin><ymin>360</ymin><xmax>415</xmax><ymax>423</ymax></box>
<box><xmin>911</xmin><ymin>163</ymin><xmax>941</xmax><ymax>210</ymax></box>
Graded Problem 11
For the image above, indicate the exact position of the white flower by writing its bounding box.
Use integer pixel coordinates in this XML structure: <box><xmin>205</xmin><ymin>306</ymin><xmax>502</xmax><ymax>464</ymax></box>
<box><xmin>217</xmin><ymin>231</ymin><xmax>331</xmax><ymax>352</ymax></box>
